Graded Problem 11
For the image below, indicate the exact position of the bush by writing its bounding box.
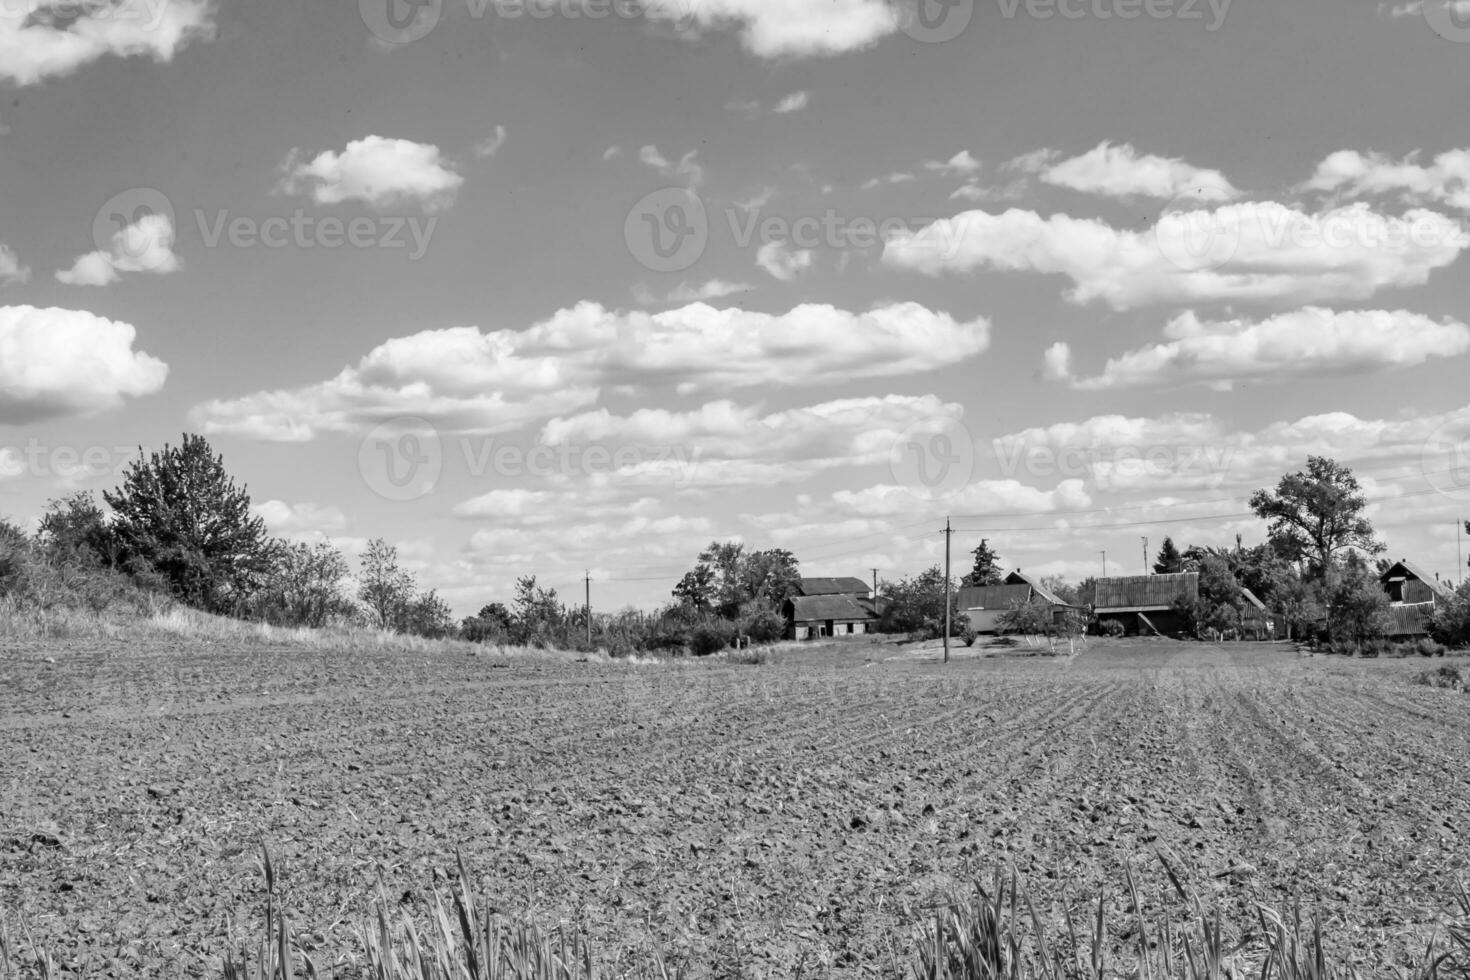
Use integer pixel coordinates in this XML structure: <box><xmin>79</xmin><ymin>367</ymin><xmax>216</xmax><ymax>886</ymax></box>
<box><xmin>1417</xmin><ymin>637</ymin><xmax>1448</xmax><ymax>658</ymax></box>
<box><xmin>689</xmin><ymin>622</ymin><xmax>734</xmax><ymax>656</ymax></box>
<box><xmin>738</xmin><ymin>607</ymin><xmax>786</xmax><ymax>644</ymax></box>
<box><xmin>1413</xmin><ymin>665</ymin><xmax>1463</xmax><ymax>691</ymax></box>
<box><xmin>1096</xmin><ymin>618</ymin><xmax>1126</xmax><ymax>638</ymax></box>
<box><xmin>1427</xmin><ymin>580</ymin><xmax>1470</xmax><ymax>649</ymax></box>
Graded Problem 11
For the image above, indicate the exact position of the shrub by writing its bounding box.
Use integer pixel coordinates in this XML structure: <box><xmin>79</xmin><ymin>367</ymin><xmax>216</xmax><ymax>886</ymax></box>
<box><xmin>1417</xmin><ymin>637</ymin><xmax>1448</xmax><ymax>658</ymax></box>
<box><xmin>1427</xmin><ymin>580</ymin><xmax>1470</xmax><ymax>649</ymax></box>
<box><xmin>1413</xmin><ymin>665</ymin><xmax>1464</xmax><ymax>691</ymax></box>
<box><xmin>738</xmin><ymin>607</ymin><xmax>786</xmax><ymax>644</ymax></box>
<box><xmin>1097</xmin><ymin>618</ymin><xmax>1126</xmax><ymax>638</ymax></box>
<box><xmin>689</xmin><ymin>622</ymin><xmax>734</xmax><ymax>656</ymax></box>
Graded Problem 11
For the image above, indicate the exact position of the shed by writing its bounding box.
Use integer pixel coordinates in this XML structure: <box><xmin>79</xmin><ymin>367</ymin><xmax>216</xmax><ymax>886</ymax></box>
<box><xmin>785</xmin><ymin>594</ymin><xmax>873</xmax><ymax>640</ymax></box>
<box><xmin>1379</xmin><ymin>559</ymin><xmax>1453</xmax><ymax>638</ymax></box>
<box><xmin>1094</xmin><ymin>572</ymin><xmax>1200</xmax><ymax>637</ymax></box>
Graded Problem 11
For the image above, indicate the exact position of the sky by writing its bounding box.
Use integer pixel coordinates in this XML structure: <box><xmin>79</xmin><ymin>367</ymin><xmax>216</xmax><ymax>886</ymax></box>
<box><xmin>3</xmin><ymin>0</ymin><xmax>1470</xmax><ymax>616</ymax></box>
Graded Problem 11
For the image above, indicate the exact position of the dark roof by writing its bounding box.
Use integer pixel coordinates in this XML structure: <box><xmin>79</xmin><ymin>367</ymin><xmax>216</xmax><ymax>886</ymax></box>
<box><xmin>1380</xmin><ymin>559</ymin><xmax>1453</xmax><ymax>601</ymax></box>
<box><xmin>797</xmin><ymin>576</ymin><xmax>871</xmax><ymax>596</ymax></box>
<box><xmin>1094</xmin><ymin>572</ymin><xmax>1199</xmax><ymax>612</ymax></box>
<box><xmin>788</xmin><ymin>594</ymin><xmax>873</xmax><ymax>622</ymax></box>
<box><xmin>956</xmin><ymin>583</ymin><xmax>1035</xmax><ymax>610</ymax></box>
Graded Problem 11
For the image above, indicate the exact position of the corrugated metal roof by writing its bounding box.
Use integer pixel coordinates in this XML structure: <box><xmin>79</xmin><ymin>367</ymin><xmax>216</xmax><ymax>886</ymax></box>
<box><xmin>957</xmin><ymin>583</ymin><xmax>1034</xmax><ymax>610</ymax></box>
<box><xmin>788</xmin><ymin>594</ymin><xmax>872</xmax><ymax>622</ymax></box>
<box><xmin>797</xmin><ymin>576</ymin><xmax>872</xmax><ymax>596</ymax></box>
<box><xmin>1094</xmin><ymin>572</ymin><xmax>1199</xmax><ymax>612</ymax></box>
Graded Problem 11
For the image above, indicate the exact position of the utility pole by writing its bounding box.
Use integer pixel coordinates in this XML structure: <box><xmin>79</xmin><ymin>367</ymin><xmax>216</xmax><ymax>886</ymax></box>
<box><xmin>943</xmin><ymin>518</ymin><xmax>953</xmax><ymax>664</ymax></box>
<box><xmin>585</xmin><ymin>570</ymin><xmax>592</xmax><ymax>648</ymax></box>
<box><xmin>1142</xmin><ymin>537</ymin><xmax>1148</xmax><ymax>575</ymax></box>
<box><xmin>1100</xmin><ymin>550</ymin><xmax>1107</xmax><ymax>578</ymax></box>
<box><xmin>871</xmin><ymin>567</ymin><xmax>879</xmax><ymax>599</ymax></box>
<box><xmin>1460</xmin><ymin>521</ymin><xmax>1464</xmax><ymax>588</ymax></box>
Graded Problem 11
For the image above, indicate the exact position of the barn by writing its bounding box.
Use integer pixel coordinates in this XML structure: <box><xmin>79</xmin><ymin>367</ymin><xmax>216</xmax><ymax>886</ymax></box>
<box><xmin>1093</xmin><ymin>572</ymin><xmax>1200</xmax><ymax>637</ymax></box>
<box><xmin>957</xmin><ymin>570</ymin><xmax>1078</xmax><ymax>634</ymax></box>
<box><xmin>1379</xmin><ymin>559</ymin><xmax>1453</xmax><ymax>638</ymax></box>
<box><xmin>785</xmin><ymin>576</ymin><xmax>878</xmax><ymax>640</ymax></box>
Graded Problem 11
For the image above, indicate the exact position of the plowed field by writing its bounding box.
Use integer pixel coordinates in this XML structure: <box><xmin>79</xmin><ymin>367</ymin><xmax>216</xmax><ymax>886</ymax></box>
<box><xmin>2</xmin><ymin>639</ymin><xmax>1467</xmax><ymax>977</ymax></box>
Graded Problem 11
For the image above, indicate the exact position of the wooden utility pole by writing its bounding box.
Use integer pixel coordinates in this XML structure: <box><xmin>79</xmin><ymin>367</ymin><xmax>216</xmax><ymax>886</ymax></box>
<box><xmin>585</xmin><ymin>570</ymin><xmax>592</xmax><ymax>648</ymax></box>
<box><xmin>943</xmin><ymin>518</ymin><xmax>953</xmax><ymax>664</ymax></box>
<box><xmin>1141</xmin><ymin>537</ymin><xmax>1148</xmax><ymax>575</ymax></box>
<box><xmin>871</xmin><ymin>568</ymin><xmax>879</xmax><ymax>599</ymax></box>
<box><xmin>1459</xmin><ymin>521</ymin><xmax>1464</xmax><ymax>588</ymax></box>
<box><xmin>1100</xmin><ymin>550</ymin><xmax>1107</xmax><ymax>577</ymax></box>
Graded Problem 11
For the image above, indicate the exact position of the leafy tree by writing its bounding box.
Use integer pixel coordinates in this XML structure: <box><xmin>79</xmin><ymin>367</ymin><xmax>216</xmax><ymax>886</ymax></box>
<box><xmin>1325</xmin><ymin>555</ymin><xmax>1391</xmax><ymax>653</ymax></box>
<box><xmin>1041</xmin><ymin>575</ymin><xmax>1082</xmax><ymax>606</ymax></box>
<box><xmin>405</xmin><ymin>590</ymin><xmax>456</xmax><ymax>639</ymax></box>
<box><xmin>36</xmin><ymin>492</ymin><xmax>113</xmax><ymax>566</ymax></box>
<box><xmin>878</xmin><ymin>565</ymin><xmax>960</xmax><ymax>637</ymax></box>
<box><xmin>256</xmin><ymin>540</ymin><xmax>350</xmax><ymax>628</ymax></box>
<box><xmin>1249</xmin><ymin>457</ymin><xmax>1383</xmax><ymax>579</ymax></box>
<box><xmin>672</xmin><ymin>564</ymin><xmax>714</xmax><ymax>609</ymax></box>
<box><xmin>1427</xmin><ymin>581</ymin><xmax>1470</xmax><ymax>648</ymax></box>
<box><xmin>741</xmin><ymin>548</ymin><xmax>802</xmax><ymax>607</ymax></box>
<box><xmin>359</xmin><ymin>538</ymin><xmax>416</xmax><ymax>630</ymax></box>
<box><xmin>675</xmin><ymin>541</ymin><xmax>801</xmax><ymax>618</ymax></box>
<box><xmin>461</xmin><ymin>602</ymin><xmax>514</xmax><ymax>643</ymax></box>
<box><xmin>104</xmin><ymin>434</ymin><xmax>273</xmax><ymax>612</ymax></box>
<box><xmin>997</xmin><ymin>598</ymin><xmax>1052</xmax><ymax>637</ymax></box>
<box><xmin>962</xmin><ymin>538</ymin><xmax>1004</xmax><ymax>587</ymax></box>
<box><xmin>512</xmin><ymin>575</ymin><xmax>564</xmax><ymax>643</ymax></box>
<box><xmin>1153</xmin><ymin>537</ymin><xmax>1184</xmax><ymax>574</ymax></box>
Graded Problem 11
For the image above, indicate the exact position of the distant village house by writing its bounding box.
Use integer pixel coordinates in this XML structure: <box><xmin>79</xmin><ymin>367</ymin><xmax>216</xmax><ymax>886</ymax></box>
<box><xmin>957</xmin><ymin>570</ymin><xmax>1079</xmax><ymax>634</ymax></box>
<box><xmin>785</xmin><ymin>576</ymin><xmax>881</xmax><ymax>640</ymax></box>
<box><xmin>1379</xmin><ymin>559</ymin><xmax>1453</xmax><ymax>638</ymax></box>
<box><xmin>1093</xmin><ymin>572</ymin><xmax>1200</xmax><ymax>637</ymax></box>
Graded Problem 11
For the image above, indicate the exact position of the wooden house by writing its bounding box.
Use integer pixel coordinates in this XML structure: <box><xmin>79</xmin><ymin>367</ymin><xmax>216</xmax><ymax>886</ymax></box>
<box><xmin>1093</xmin><ymin>572</ymin><xmax>1200</xmax><ymax>636</ymax></box>
<box><xmin>957</xmin><ymin>569</ymin><xmax>1080</xmax><ymax>634</ymax></box>
<box><xmin>785</xmin><ymin>576</ymin><xmax>877</xmax><ymax>639</ymax></box>
<box><xmin>1379</xmin><ymin>559</ymin><xmax>1453</xmax><ymax>638</ymax></box>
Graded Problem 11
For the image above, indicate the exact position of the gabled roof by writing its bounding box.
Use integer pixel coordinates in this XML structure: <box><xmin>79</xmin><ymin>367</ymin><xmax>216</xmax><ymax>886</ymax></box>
<box><xmin>1094</xmin><ymin>572</ymin><xmax>1199</xmax><ymax>613</ymax></box>
<box><xmin>1006</xmin><ymin>569</ymin><xmax>1067</xmax><ymax>606</ymax></box>
<box><xmin>797</xmin><ymin>576</ymin><xmax>871</xmax><ymax>596</ymax></box>
<box><xmin>1240</xmin><ymin>587</ymin><xmax>1268</xmax><ymax>612</ymax></box>
<box><xmin>788</xmin><ymin>594</ymin><xmax>873</xmax><ymax>622</ymax></box>
<box><xmin>956</xmin><ymin>583</ymin><xmax>1035</xmax><ymax>610</ymax></box>
<box><xmin>1380</xmin><ymin>559</ymin><xmax>1454</xmax><ymax>601</ymax></box>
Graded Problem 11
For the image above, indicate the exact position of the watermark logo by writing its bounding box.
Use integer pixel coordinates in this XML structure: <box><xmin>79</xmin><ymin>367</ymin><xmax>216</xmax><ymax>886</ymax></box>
<box><xmin>1423</xmin><ymin>422</ymin><xmax>1470</xmax><ymax>502</ymax></box>
<box><xmin>897</xmin><ymin>0</ymin><xmax>974</xmax><ymax>42</ymax></box>
<box><xmin>1154</xmin><ymin>192</ymin><xmax>1242</xmax><ymax>273</ymax></box>
<box><xmin>0</xmin><ymin>440</ymin><xmax>140</xmax><ymax>482</ymax></box>
<box><xmin>625</xmin><ymin>187</ymin><xmax>708</xmax><ymax>273</ymax></box>
<box><xmin>889</xmin><ymin>418</ymin><xmax>975</xmax><ymax>501</ymax></box>
<box><xmin>360</xmin><ymin>0</ymin><xmax>443</xmax><ymax>44</ymax></box>
<box><xmin>93</xmin><ymin>187</ymin><xmax>176</xmax><ymax>272</ymax></box>
<box><xmin>1425</xmin><ymin>0</ymin><xmax>1470</xmax><ymax>42</ymax></box>
<box><xmin>359</xmin><ymin>418</ymin><xmax>444</xmax><ymax>501</ymax></box>
<box><xmin>993</xmin><ymin>0</ymin><xmax>1231</xmax><ymax>30</ymax></box>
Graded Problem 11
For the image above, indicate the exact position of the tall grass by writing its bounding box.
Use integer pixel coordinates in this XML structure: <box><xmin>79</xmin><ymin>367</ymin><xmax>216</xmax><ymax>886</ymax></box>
<box><xmin>5</xmin><ymin>848</ymin><xmax>1470</xmax><ymax>980</ymax></box>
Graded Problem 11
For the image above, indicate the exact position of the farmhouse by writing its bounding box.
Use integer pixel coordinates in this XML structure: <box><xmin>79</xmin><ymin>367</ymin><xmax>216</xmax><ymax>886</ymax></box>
<box><xmin>1379</xmin><ymin>559</ymin><xmax>1453</xmax><ymax>638</ymax></box>
<box><xmin>1093</xmin><ymin>572</ymin><xmax>1200</xmax><ymax>637</ymax></box>
<box><xmin>785</xmin><ymin>576</ymin><xmax>877</xmax><ymax>639</ymax></box>
<box><xmin>957</xmin><ymin>569</ymin><xmax>1077</xmax><ymax>634</ymax></box>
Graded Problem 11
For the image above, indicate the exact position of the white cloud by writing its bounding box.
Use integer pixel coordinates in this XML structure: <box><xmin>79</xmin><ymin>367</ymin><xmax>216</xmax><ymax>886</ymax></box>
<box><xmin>1053</xmin><ymin>307</ymin><xmax>1470</xmax><ymax>391</ymax></box>
<box><xmin>772</xmin><ymin>90</ymin><xmax>809</xmax><ymax>114</ymax></box>
<box><xmin>0</xmin><ymin>0</ymin><xmax>214</xmax><ymax>86</ymax></box>
<box><xmin>883</xmin><ymin>201</ymin><xmax>1467</xmax><ymax>310</ymax></box>
<box><xmin>1042</xmin><ymin>341</ymin><xmax>1072</xmax><ymax>382</ymax></box>
<box><xmin>859</xmin><ymin>172</ymin><xmax>916</xmax><ymax>190</ymax></box>
<box><xmin>638</xmin><ymin>144</ymin><xmax>704</xmax><ymax>186</ymax></box>
<box><xmin>602</xmin><ymin>145</ymin><xmax>623</xmax><ymax>161</ymax></box>
<box><xmin>56</xmin><ymin>212</ymin><xmax>179</xmax><ymax>286</ymax></box>
<box><xmin>473</xmin><ymin>125</ymin><xmax>507</xmax><ymax>159</ymax></box>
<box><xmin>0</xmin><ymin>244</ymin><xmax>29</xmax><ymax>286</ymax></box>
<box><xmin>1014</xmin><ymin>142</ymin><xmax>1240</xmax><ymax>200</ymax></box>
<box><xmin>832</xmin><ymin>478</ymin><xmax>1092</xmax><ymax>518</ymax></box>
<box><xmin>278</xmin><ymin>135</ymin><xmax>464</xmax><ymax>211</ymax></box>
<box><xmin>190</xmin><ymin>300</ymin><xmax>991</xmax><ymax>440</ymax></box>
<box><xmin>924</xmin><ymin>150</ymin><xmax>981</xmax><ymax>176</ymax></box>
<box><xmin>648</xmin><ymin>0</ymin><xmax>901</xmax><ymax>59</ymax></box>
<box><xmin>665</xmin><ymin>279</ymin><xmax>754</xmax><ymax>302</ymax></box>
<box><xmin>253</xmin><ymin>500</ymin><xmax>349</xmax><ymax>540</ymax></box>
<box><xmin>0</xmin><ymin>305</ymin><xmax>167</xmax><ymax>423</ymax></box>
<box><xmin>1303</xmin><ymin>147</ymin><xmax>1470</xmax><ymax>211</ymax></box>
<box><xmin>756</xmin><ymin>240</ymin><xmax>814</xmax><ymax>280</ymax></box>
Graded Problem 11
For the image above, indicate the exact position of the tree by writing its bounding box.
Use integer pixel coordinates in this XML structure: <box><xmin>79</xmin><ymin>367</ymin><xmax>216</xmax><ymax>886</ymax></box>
<box><xmin>1427</xmin><ymin>581</ymin><xmax>1470</xmax><ymax>648</ymax></box>
<box><xmin>404</xmin><ymin>590</ymin><xmax>455</xmax><ymax>639</ymax></box>
<box><xmin>672</xmin><ymin>564</ymin><xmax>714</xmax><ymax>609</ymax></box>
<box><xmin>740</xmin><ymin>548</ymin><xmax>801</xmax><ymax>607</ymax></box>
<box><xmin>675</xmin><ymin>541</ymin><xmax>801</xmax><ymax>618</ymax></box>
<box><xmin>1153</xmin><ymin>537</ymin><xmax>1184</xmax><ymax>574</ymax></box>
<box><xmin>512</xmin><ymin>575</ymin><xmax>563</xmax><ymax>643</ymax></box>
<box><xmin>257</xmin><ymin>540</ymin><xmax>350</xmax><ymax>627</ymax></box>
<box><xmin>1325</xmin><ymin>555</ymin><xmax>1391</xmax><ymax>653</ymax></box>
<box><xmin>461</xmin><ymin>602</ymin><xmax>514</xmax><ymax>643</ymax></box>
<box><xmin>962</xmin><ymin>539</ymin><xmax>1004</xmax><ymax>587</ymax></box>
<box><xmin>1041</xmin><ymin>575</ymin><xmax>1082</xmax><ymax>606</ymax></box>
<box><xmin>878</xmin><ymin>566</ymin><xmax>959</xmax><ymax>637</ymax></box>
<box><xmin>104</xmin><ymin>434</ymin><xmax>273</xmax><ymax>612</ymax></box>
<box><xmin>1249</xmin><ymin>457</ymin><xmax>1383</xmax><ymax>579</ymax></box>
<box><xmin>359</xmin><ymin>539</ymin><xmax>415</xmax><ymax>630</ymax></box>
<box><xmin>36</xmin><ymin>492</ymin><xmax>113</xmax><ymax>566</ymax></box>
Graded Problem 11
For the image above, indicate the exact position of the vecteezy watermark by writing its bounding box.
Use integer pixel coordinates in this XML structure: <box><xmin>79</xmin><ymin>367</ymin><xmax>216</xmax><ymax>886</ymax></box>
<box><xmin>0</xmin><ymin>0</ymin><xmax>175</xmax><ymax>29</ymax></box>
<box><xmin>994</xmin><ymin>0</ymin><xmax>1231</xmax><ymax>29</ymax></box>
<box><xmin>0</xmin><ymin>440</ymin><xmax>142</xmax><ymax>482</ymax></box>
<box><xmin>624</xmin><ymin>187</ymin><xmax>970</xmax><ymax>273</ymax></box>
<box><xmin>359</xmin><ymin>0</ymin><xmax>696</xmax><ymax>45</ymax></box>
<box><xmin>1422</xmin><ymin>422</ymin><xmax>1470</xmax><ymax>502</ymax></box>
<box><xmin>357</xmin><ymin>417</ymin><xmax>704</xmax><ymax>501</ymax></box>
<box><xmin>889</xmin><ymin>418</ymin><xmax>977</xmax><ymax>502</ymax></box>
<box><xmin>991</xmin><ymin>438</ymin><xmax>1237</xmax><ymax>484</ymax></box>
<box><xmin>1423</xmin><ymin>0</ymin><xmax>1470</xmax><ymax>42</ymax></box>
<box><xmin>896</xmin><ymin>0</ymin><xmax>975</xmax><ymax>42</ymax></box>
<box><xmin>93</xmin><ymin>189</ymin><xmax>437</xmax><ymax>261</ymax></box>
<box><xmin>1154</xmin><ymin>195</ymin><xmax>1470</xmax><ymax>273</ymax></box>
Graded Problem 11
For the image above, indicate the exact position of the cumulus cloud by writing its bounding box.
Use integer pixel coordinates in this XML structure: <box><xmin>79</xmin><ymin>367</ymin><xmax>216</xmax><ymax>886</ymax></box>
<box><xmin>56</xmin><ymin>212</ymin><xmax>179</xmax><ymax>286</ymax></box>
<box><xmin>278</xmin><ymin>135</ymin><xmax>464</xmax><ymax>210</ymax></box>
<box><xmin>0</xmin><ymin>244</ymin><xmax>29</xmax><ymax>286</ymax></box>
<box><xmin>0</xmin><ymin>0</ymin><xmax>214</xmax><ymax>86</ymax></box>
<box><xmin>832</xmin><ymin>478</ymin><xmax>1092</xmax><ymax>518</ymax></box>
<box><xmin>1012</xmin><ymin>142</ymin><xmax>1240</xmax><ymax>200</ymax></box>
<box><xmin>772</xmin><ymin>90</ymin><xmax>809</xmax><ymax>114</ymax></box>
<box><xmin>1051</xmin><ymin>307</ymin><xmax>1470</xmax><ymax>391</ymax></box>
<box><xmin>0</xmin><ymin>305</ymin><xmax>168</xmax><ymax>423</ymax></box>
<box><xmin>190</xmin><ymin>300</ymin><xmax>991</xmax><ymax>440</ymax></box>
<box><xmin>924</xmin><ymin>150</ymin><xmax>981</xmax><ymax>176</ymax></box>
<box><xmin>473</xmin><ymin>125</ymin><xmax>507</xmax><ymax>159</ymax></box>
<box><xmin>883</xmin><ymin>201</ymin><xmax>1467</xmax><ymax>310</ymax></box>
<box><xmin>647</xmin><ymin>0</ymin><xmax>901</xmax><ymax>59</ymax></box>
<box><xmin>1303</xmin><ymin>147</ymin><xmax>1470</xmax><ymax>211</ymax></box>
<box><xmin>1041</xmin><ymin>341</ymin><xmax>1072</xmax><ymax>382</ymax></box>
<box><xmin>253</xmin><ymin>500</ymin><xmax>349</xmax><ymax>540</ymax></box>
<box><xmin>638</xmin><ymin>144</ymin><xmax>704</xmax><ymax>186</ymax></box>
<box><xmin>756</xmin><ymin>241</ymin><xmax>815</xmax><ymax>280</ymax></box>
<box><xmin>859</xmin><ymin>172</ymin><xmax>916</xmax><ymax>190</ymax></box>
<box><xmin>664</xmin><ymin>279</ymin><xmax>754</xmax><ymax>302</ymax></box>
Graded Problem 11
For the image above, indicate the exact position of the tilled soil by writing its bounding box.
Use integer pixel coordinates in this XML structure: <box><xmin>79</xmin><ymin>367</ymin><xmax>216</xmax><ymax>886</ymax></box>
<box><xmin>2</xmin><ymin>638</ymin><xmax>1467</xmax><ymax>978</ymax></box>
